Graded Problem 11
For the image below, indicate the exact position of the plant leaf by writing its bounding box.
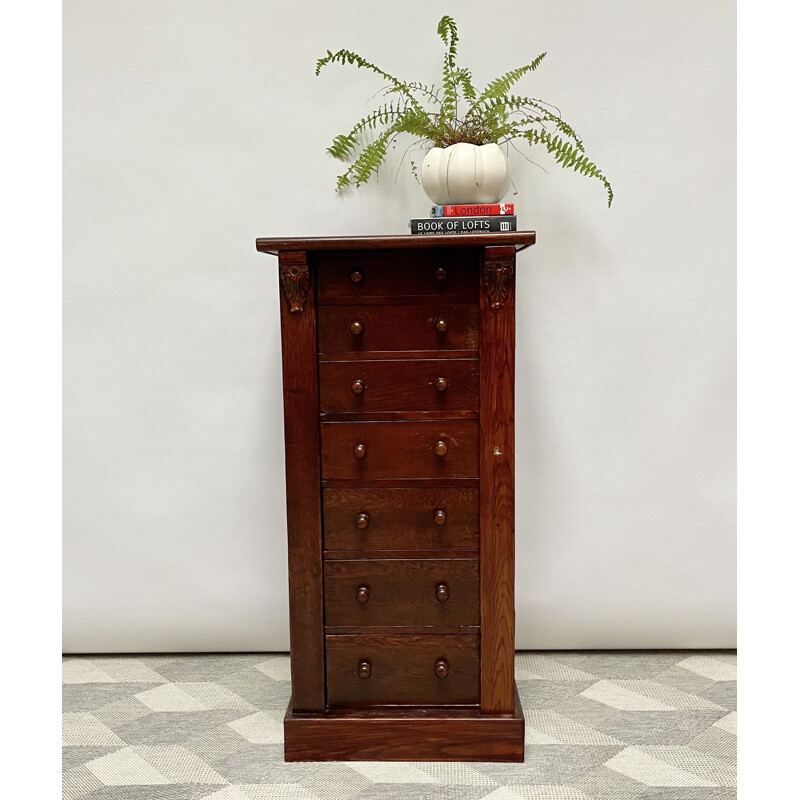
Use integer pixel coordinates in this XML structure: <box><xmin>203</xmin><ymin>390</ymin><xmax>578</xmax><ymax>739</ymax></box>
<box><xmin>468</xmin><ymin>53</ymin><xmax>547</xmax><ymax>113</ymax></box>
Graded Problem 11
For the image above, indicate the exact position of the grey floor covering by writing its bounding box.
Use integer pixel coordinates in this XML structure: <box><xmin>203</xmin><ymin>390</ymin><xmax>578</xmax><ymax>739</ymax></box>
<box><xmin>63</xmin><ymin>651</ymin><xmax>736</xmax><ymax>799</ymax></box>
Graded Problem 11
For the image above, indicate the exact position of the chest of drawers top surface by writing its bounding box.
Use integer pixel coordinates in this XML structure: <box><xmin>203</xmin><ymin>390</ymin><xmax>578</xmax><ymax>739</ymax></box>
<box><xmin>263</xmin><ymin>233</ymin><xmax>532</xmax><ymax>761</ymax></box>
<box><xmin>257</xmin><ymin>231</ymin><xmax>536</xmax><ymax>253</ymax></box>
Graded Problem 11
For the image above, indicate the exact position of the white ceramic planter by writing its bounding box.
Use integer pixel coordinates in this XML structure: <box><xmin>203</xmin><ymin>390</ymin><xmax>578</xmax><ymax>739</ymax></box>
<box><xmin>420</xmin><ymin>142</ymin><xmax>512</xmax><ymax>205</ymax></box>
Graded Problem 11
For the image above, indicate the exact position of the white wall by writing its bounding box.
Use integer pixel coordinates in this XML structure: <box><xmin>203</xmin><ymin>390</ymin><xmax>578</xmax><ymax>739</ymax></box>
<box><xmin>63</xmin><ymin>0</ymin><xmax>736</xmax><ymax>652</ymax></box>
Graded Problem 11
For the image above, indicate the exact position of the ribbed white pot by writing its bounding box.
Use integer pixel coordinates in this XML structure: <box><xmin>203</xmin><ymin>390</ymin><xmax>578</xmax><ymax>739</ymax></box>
<box><xmin>420</xmin><ymin>142</ymin><xmax>512</xmax><ymax>205</ymax></box>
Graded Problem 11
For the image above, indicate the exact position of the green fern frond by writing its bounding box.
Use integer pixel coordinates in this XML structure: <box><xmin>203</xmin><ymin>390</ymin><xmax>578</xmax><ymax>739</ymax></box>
<box><xmin>479</xmin><ymin>94</ymin><xmax>585</xmax><ymax>151</ymax></box>
<box><xmin>436</xmin><ymin>19</ymin><xmax>477</xmax><ymax>116</ymax></box>
<box><xmin>335</xmin><ymin>129</ymin><xmax>393</xmax><ymax>189</ymax></box>
<box><xmin>393</xmin><ymin>106</ymin><xmax>439</xmax><ymax>139</ymax></box>
<box><xmin>334</xmin><ymin>109</ymin><xmax>433</xmax><ymax>188</ymax></box>
<box><xmin>386</xmin><ymin>81</ymin><xmax>441</xmax><ymax>104</ymax></box>
<box><xmin>488</xmin><ymin>120</ymin><xmax>525</xmax><ymax>142</ymax></box>
<box><xmin>523</xmin><ymin>129</ymin><xmax>613</xmax><ymax>206</ymax></box>
<box><xmin>326</xmin><ymin>101</ymin><xmax>410</xmax><ymax>160</ymax></box>
<box><xmin>351</xmin><ymin>131</ymin><xmax>393</xmax><ymax>185</ymax></box>
<box><xmin>528</xmin><ymin>107</ymin><xmax>584</xmax><ymax>151</ymax></box>
<box><xmin>437</xmin><ymin>15</ymin><xmax>458</xmax><ymax>48</ymax></box>
<box><xmin>315</xmin><ymin>48</ymin><xmax>424</xmax><ymax>112</ymax></box>
<box><xmin>327</xmin><ymin>134</ymin><xmax>358</xmax><ymax>161</ymax></box>
<box><xmin>437</xmin><ymin>15</ymin><xmax>460</xmax><ymax>124</ymax></box>
<box><xmin>468</xmin><ymin>53</ymin><xmax>547</xmax><ymax>112</ymax></box>
<box><xmin>315</xmin><ymin>48</ymin><xmax>395</xmax><ymax>82</ymax></box>
<box><xmin>456</xmin><ymin>68</ymin><xmax>477</xmax><ymax>101</ymax></box>
<box><xmin>505</xmin><ymin>96</ymin><xmax>584</xmax><ymax>150</ymax></box>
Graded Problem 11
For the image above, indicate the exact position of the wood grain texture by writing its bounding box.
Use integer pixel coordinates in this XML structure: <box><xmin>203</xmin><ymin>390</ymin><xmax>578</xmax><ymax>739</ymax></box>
<box><xmin>324</xmin><ymin>558</ymin><xmax>479</xmax><ymax>627</ymax></box>
<box><xmin>318</xmin><ymin>304</ymin><xmax>479</xmax><ymax>357</ymax></box>
<box><xmin>320</xmin><ymin>411</ymin><xmax>478</xmax><ymax>422</ymax></box>
<box><xmin>319</xmin><ymin>359</ymin><xmax>479</xmax><ymax>414</ymax></box>
<box><xmin>479</xmin><ymin>245</ymin><xmax>517</xmax><ymax>714</ymax></box>
<box><xmin>324</xmin><ymin>550</ymin><xmax>478</xmax><ymax>560</ymax></box>
<box><xmin>324</xmin><ymin>625</ymin><xmax>480</xmax><ymax>634</ymax></box>
<box><xmin>318</xmin><ymin>349</ymin><xmax>479</xmax><ymax>363</ymax></box>
<box><xmin>322</xmin><ymin>487</ymin><xmax>479</xmax><ymax>552</ymax></box>
<box><xmin>325</xmin><ymin>634</ymin><xmax>480</xmax><ymax>708</ymax></box>
<box><xmin>321</xmin><ymin>477</ymin><xmax>480</xmax><ymax>490</ymax></box>
<box><xmin>284</xmin><ymin>685</ymin><xmax>525</xmax><ymax>761</ymax></box>
<box><xmin>257</xmin><ymin>231</ymin><xmax>536</xmax><ymax>254</ymax></box>
<box><xmin>277</xmin><ymin>251</ymin><xmax>325</xmax><ymax>712</ymax></box>
<box><xmin>262</xmin><ymin>234</ymin><xmax>531</xmax><ymax>759</ymax></box>
<box><xmin>320</xmin><ymin>420</ymin><xmax>479</xmax><ymax>481</ymax></box>
<box><xmin>316</xmin><ymin>249</ymin><xmax>477</xmax><ymax>304</ymax></box>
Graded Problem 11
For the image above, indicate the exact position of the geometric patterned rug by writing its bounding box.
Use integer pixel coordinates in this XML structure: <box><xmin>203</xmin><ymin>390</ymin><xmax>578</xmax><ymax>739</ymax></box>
<box><xmin>63</xmin><ymin>651</ymin><xmax>736</xmax><ymax>799</ymax></box>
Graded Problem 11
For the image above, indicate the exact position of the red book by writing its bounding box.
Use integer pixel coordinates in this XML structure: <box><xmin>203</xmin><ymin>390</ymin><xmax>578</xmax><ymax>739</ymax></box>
<box><xmin>431</xmin><ymin>203</ymin><xmax>514</xmax><ymax>217</ymax></box>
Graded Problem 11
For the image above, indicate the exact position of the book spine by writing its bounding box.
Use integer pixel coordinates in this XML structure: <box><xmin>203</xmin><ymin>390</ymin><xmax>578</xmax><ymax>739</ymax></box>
<box><xmin>410</xmin><ymin>216</ymin><xmax>517</xmax><ymax>234</ymax></box>
<box><xmin>431</xmin><ymin>203</ymin><xmax>514</xmax><ymax>217</ymax></box>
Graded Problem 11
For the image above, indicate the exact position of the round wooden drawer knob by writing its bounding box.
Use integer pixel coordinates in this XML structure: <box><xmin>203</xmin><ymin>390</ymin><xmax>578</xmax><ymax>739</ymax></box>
<box><xmin>356</xmin><ymin>585</ymin><xmax>370</xmax><ymax>604</ymax></box>
<box><xmin>434</xmin><ymin>377</ymin><xmax>448</xmax><ymax>392</ymax></box>
<box><xmin>353</xmin><ymin>443</ymin><xmax>367</xmax><ymax>459</ymax></box>
<box><xmin>435</xmin><ymin>583</ymin><xmax>449</xmax><ymax>602</ymax></box>
<box><xmin>351</xmin><ymin>379</ymin><xmax>365</xmax><ymax>395</ymax></box>
<box><xmin>434</xmin><ymin>509</ymin><xmax>447</xmax><ymax>526</ymax></box>
<box><xmin>435</xmin><ymin>658</ymin><xmax>449</xmax><ymax>679</ymax></box>
<box><xmin>350</xmin><ymin>270</ymin><xmax>364</xmax><ymax>283</ymax></box>
<box><xmin>350</xmin><ymin>320</ymin><xmax>363</xmax><ymax>335</ymax></box>
<box><xmin>434</xmin><ymin>440</ymin><xmax>448</xmax><ymax>457</ymax></box>
<box><xmin>435</xmin><ymin>318</ymin><xmax>448</xmax><ymax>333</ymax></box>
<box><xmin>357</xmin><ymin>659</ymin><xmax>371</xmax><ymax>679</ymax></box>
<box><xmin>355</xmin><ymin>513</ymin><xmax>370</xmax><ymax>530</ymax></box>
<box><xmin>434</xmin><ymin>268</ymin><xmax>447</xmax><ymax>280</ymax></box>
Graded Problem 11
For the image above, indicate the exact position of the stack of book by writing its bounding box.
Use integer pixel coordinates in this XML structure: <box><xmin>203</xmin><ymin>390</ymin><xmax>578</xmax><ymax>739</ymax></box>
<box><xmin>409</xmin><ymin>203</ymin><xmax>516</xmax><ymax>235</ymax></box>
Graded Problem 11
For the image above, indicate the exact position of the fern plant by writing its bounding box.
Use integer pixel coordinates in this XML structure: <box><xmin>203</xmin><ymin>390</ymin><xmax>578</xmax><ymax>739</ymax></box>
<box><xmin>316</xmin><ymin>15</ymin><xmax>613</xmax><ymax>207</ymax></box>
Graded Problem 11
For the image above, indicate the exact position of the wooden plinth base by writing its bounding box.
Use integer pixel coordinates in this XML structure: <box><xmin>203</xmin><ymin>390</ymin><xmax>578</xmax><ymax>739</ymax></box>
<box><xmin>284</xmin><ymin>684</ymin><xmax>524</xmax><ymax>762</ymax></box>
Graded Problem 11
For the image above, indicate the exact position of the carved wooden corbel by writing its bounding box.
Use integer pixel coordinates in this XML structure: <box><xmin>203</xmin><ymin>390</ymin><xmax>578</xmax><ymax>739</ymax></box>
<box><xmin>279</xmin><ymin>252</ymin><xmax>310</xmax><ymax>313</ymax></box>
<box><xmin>483</xmin><ymin>247</ymin><xmax>515</xmax><ymax>309</ymax></box>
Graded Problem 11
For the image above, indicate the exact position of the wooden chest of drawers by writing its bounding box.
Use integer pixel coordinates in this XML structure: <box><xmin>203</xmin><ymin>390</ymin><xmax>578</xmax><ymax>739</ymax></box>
<box><xmin>257</xmin><ymin>232</ymin><xmax>535</xmax><ymax>762</ymax></box>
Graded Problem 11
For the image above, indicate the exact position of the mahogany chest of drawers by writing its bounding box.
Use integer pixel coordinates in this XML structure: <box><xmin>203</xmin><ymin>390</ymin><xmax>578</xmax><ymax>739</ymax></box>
<box><xmin>256</xmin><ymin>232</ymin><xmax>536</xmax><ymax>761</ymax></box>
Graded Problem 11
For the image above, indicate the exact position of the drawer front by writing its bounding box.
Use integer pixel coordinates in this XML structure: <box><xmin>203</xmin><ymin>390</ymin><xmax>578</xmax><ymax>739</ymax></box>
<box><xmin>321</xmin><ymin>420</ymin><xmax>478</xmax><ymax>481</ymax></box>
<box><xmin>324</xmin><ymin>558</ymin><xmax>479</xmax><ymax>627</ymax></box>
<box><xmin>319</xmin><ymin>359</ymin><xmax>479</xmax><ymax>414</ymax></box>
<box><xmin>323</xmin><ymin>488</ymin><xmax>479</xmax><ymax>551</ymax></box>
<box><xmin>316</xmin><ymin>250</ymin><xmax>478</xmax><ymax>304</ymax></box>
<box><xmin>317</xmin><ymin>304</ymin><xmax>479</xmax><ymax>356</ymax></box>
<box><xmin>326</xmin><ymin>634</ymin><xmax>480</xmax><ymax>708</ymax></box>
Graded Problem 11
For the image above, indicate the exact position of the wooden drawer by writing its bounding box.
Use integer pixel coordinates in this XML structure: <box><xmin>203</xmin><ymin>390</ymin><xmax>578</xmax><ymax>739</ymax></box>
<box><xmin>319</xmin><ymin>359</ymin><xmax>479</xmax><ymax>414</ymax></box>
<box><xmin>317</xmin><ymin>304</ymin><xmax>479</xmax><ymax>356</ymax></box>
<box><xmin>316</xmin><ymin>249</ymin><xmax>477</xmax><ymax>305</ymax></box>
<box><xmin>321</xmin><ymin>420</ymin><xmax>479</xmax><ymax>481</ymax></box>
<box><xmin>326</xmin><ymin>634</ymin><xmax>480</xmax><ymax>708</ymax></box>
<box><xmin>323</xmin><ymin>488</ymin><xmax>479</xmax><ymax>552</ymax></box>
<box><xmin>324</xmin><ymin>558</ymin><xmax>479</xmax><ymax>627</ymax></box>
